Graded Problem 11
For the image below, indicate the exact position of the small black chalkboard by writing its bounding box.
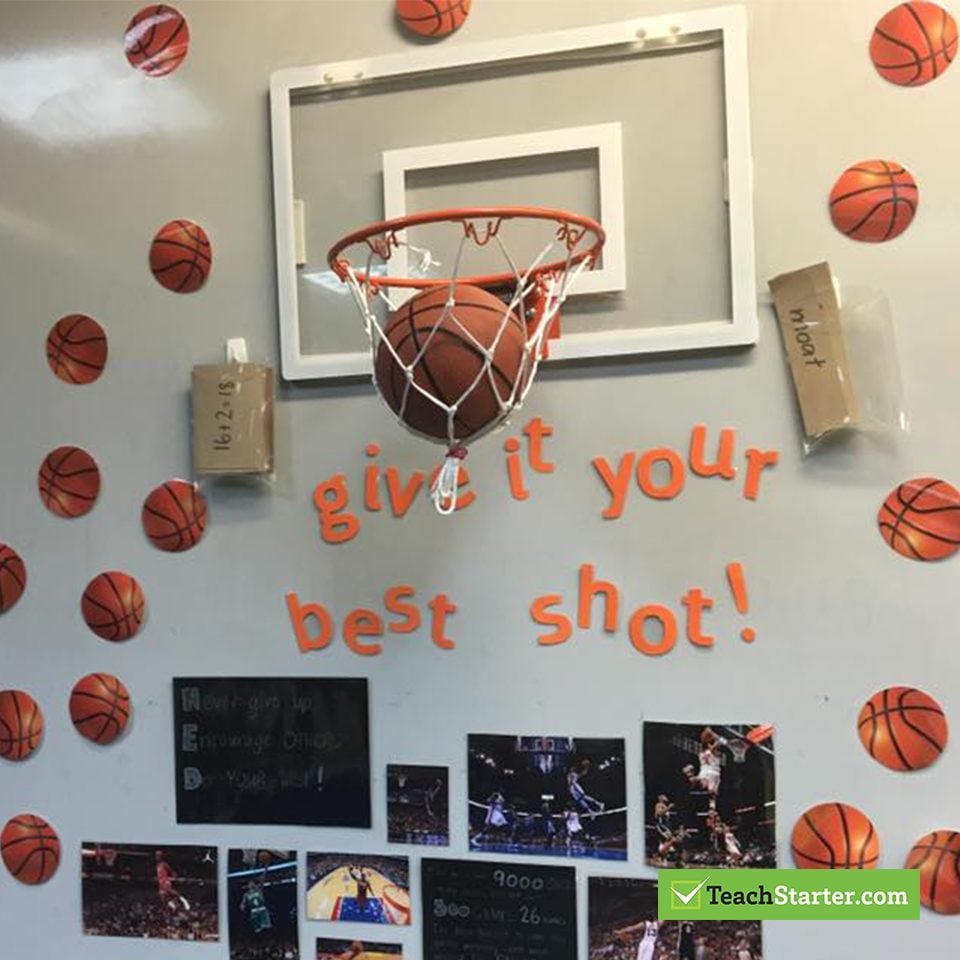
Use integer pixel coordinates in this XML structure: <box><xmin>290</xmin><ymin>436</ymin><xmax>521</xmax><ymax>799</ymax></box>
<box><xmin>421</xmin><ymin>858</ymin><xmax>577</xmax><ymax>960</ymax></box>
<box><xmin>173</xmin><ymin>677</ymin><xmax>370</xmax><ymax>827</ymax></box>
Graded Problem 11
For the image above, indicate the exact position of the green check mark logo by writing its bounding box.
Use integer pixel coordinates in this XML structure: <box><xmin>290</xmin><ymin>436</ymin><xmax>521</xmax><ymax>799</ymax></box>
<box><xmin>671</xmin><ymin>876</ymin><xmax>711</xmax><ymax>909</ymax></box>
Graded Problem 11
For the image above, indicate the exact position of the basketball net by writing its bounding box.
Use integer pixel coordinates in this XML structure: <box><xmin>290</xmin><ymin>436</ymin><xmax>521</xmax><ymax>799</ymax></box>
<box><xmin>332</xmin><ymin>210</ymin><xmax>603</xmax><ymax>513</ymax></box>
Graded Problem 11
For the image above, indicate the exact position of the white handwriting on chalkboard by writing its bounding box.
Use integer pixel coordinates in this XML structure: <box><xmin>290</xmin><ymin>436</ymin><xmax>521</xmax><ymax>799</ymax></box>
<box><xmin>282</xmin><ymin>730</ymin><xmax>343</xmax><ymax>751</ymax></box>
<box><xmin>184</xmin><ymin>726</ymin><xmax>274</xmax><ymax>755</ymax></box>
<box><xmin>226</xmin><ymin>769</ymin><xmax>270</xmax><ymax>791</ymax></box>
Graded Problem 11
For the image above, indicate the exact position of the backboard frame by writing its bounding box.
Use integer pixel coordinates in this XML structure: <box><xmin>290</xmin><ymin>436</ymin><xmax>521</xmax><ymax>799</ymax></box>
<box><xmin>270</xmin><ymin>5</ymin><xmax>756</xmax><ymax>381</ymax></box>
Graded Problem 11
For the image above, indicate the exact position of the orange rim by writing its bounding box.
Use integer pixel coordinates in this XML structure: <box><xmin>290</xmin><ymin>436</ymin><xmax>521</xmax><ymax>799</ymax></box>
<box><xmin>328</xmin><ymin>205</ymin><xmax>605</xmax><ymax>291</ymax></box>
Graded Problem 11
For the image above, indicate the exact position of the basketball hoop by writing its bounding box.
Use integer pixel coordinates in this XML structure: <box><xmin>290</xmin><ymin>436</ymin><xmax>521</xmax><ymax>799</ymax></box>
<box><xmin>729</xmin><ymin>739</ymin><xmax>748</xmax><ymax>763</ymax></box>
<box><xmin>328</xmin><ymin>206</ymin><xmax>605</xmax><ymax>513</ymax></box>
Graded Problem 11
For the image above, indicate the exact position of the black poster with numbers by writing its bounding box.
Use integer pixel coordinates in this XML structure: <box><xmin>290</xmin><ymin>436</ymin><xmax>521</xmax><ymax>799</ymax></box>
<box><xmin>421</xmin><ymin>858</ymin><xmax>577</xmax><ymax>960</ymax></box>
<box><xmin>173</xmin><ymin>677</ymin><xmax>370</xmax><ymax>827</ymax></box>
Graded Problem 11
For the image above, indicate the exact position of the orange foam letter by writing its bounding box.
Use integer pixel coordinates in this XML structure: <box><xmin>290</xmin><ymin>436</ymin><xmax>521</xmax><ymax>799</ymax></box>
<box><xmin>313</xmin><ymin>475</ymin><xmax>360</xmax><ymax>544</ymax></box>
<box><xmin>592</xmin><ymin>453</ymin><xmax>636</xmax><ymax>519</ymax></box>
<box><xmin>690</xmin><ymin>425</ymin><xmax>736</xmax><ymax>480</ymax></box>
<box><xmin>344</xmin><ymin>608</ymin><xmax>384</xmax><ymax>656</ymax></box>
<box><xmin>636</xmin><ymin>448</ymin><xmax>685</xmax><ymax>500</ymax></box>
<box><xmin>531</xmin><ymin>594</ymin><xmax>572</xmax><ymax>645</ymax></box>
<box><xmin>628</xmin><ymin>604</ymin><xmax>678</xmax><ymax>656</ymax></box>
<box><xmin>286</xmin><ymin>592</ymin><xmax>334</xmax><ymax>652</ymax></box>
<box><xmin>681</xmin><ymin>588</ymin><xmax>715</xmax><ymax>647</ymax></box>
<box><xmin>385</xmin><ymin>467</ymin><xmax>425</xmax><ymax>517</ymax></box>
<box><xmin>523</xmin><ymin>417</ymin><xmax>555</xmax><ymax>474</ymax></box>
<box><xmin>577</xmin><ymin>563</ymin><xmax>619</xmax><ymax>632</ymax></box>
<box><xmin>428</xmin><ymin>593</ymin><xmax>457</xmax><ymax>650</ymax></box>
<box><xmin>385</xmin><ymin>585</ymin><xmax>421</xmax><ymax>634</ymax></box>
<box><xmin>743</xmin><ymin>448</ymin><xmax>779</xmax><ymax>501</ymax></box>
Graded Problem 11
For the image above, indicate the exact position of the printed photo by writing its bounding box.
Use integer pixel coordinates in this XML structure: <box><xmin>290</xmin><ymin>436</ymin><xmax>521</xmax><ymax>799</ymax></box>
<box><xmin>228</xmin><ymin>849</ymin><xmax>299</xmax><ymax>960</ymax></box>
<box><xmin>387</xmin><ymin>764</ymin><xmax>449</xmax><ymax>846</ymax></box>
<box><xmin>306</xmin><ymin>853</ymin><xmax>410</xmax><ymax>925</ymax></box>
<box><xmin>316</xmin><ymin>938</ymin><xmax>402</xmax><ymax>959</ymax></box>
<box><xmin>81</xmin><ymin>842</ymin><xmax>218</xmax><ymax>941</ymax></box>
<box><xmin>643</xmin><ymin>722</ymin><xmax>776</xmax><ymax>868</ymax></box>
<box><xmin>589</xmin><ymin>876</ymin><xmax>763</xmax><ymax>960</ymax></box>
<box><xmin>468</xmin><ymin>733</ymin><xmax>627</xmax><ymax>861</ymax></box>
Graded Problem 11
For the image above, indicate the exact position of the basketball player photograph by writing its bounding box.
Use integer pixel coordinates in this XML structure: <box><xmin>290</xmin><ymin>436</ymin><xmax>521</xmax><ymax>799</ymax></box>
<box><xmin>81</xmin><ymin>842</ymin><xmax>218</xmax><ymax>941</ymax></box>
<box><xmin>468</xmin><ymin>733</ymin><xmax>627</xmax><ymax>860</ymax></box>
<box><xmin>227</xmin><ymin>849</ymin><xmax>300</xmax><ymax>960</ymax></box>
<box><xmin>588</xmin><ymin>877</ymin><xmax>763</xmax><ymax>960</ymax></box>
<box><xmin>643</xmin><ymin>721</ymin><xmax>776</xmax><ymax>868</ymax></box>
<box><xmin>316</xmin><ymin>937</ymin><xmax>403</xmax><ymax>960</ymax></box>
<box><xmin>306</xmin><ymin>853</ymin><xmax>411</xmax><ymax>925</ymax></box>
<box><xmin>386</xmin><ymin>764</ymin><xmax>449</xmax><ymax>846</ymax></box>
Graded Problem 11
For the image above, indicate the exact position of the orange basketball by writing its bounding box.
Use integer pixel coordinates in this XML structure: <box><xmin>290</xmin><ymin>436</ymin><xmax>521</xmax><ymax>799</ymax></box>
<box><xmin>142</xmin><ymin>479</ymin><xmax>208</xmax><ymax>552</ymax></box>
<box><xmin>374</xmin><ymin>284</ymin><xmax>530</xmax><ymax>442</ymax></box>
<box><xmin>150</xmin><ymin>219</ymin><xmax>212</xmax><ymax>293</ymax></box>
<box><xmin>877</xmin><ymin>476</ymin><xmax>960</xmax><ymax>561</ymax></box>
<box><xmin>905</xmin><ymin>830</ymin><xmax>960</xmax><ymax>913</ymax></box>
<box><xmin>81</xmin><ymin>571</ymin><xmax>146</xmax><ymax>642</ymax></box>
<box><xmin>0</xmin><ymin>543</ymin><xmax>26</xmax><ymax>614</ymax></box>
<box><xmin>38</xmin><ymin>446</ymin><xmax>101</xmax><ymax>518</ymax></box>
<box><xmin>396</xmin><ymin>0</ymin><xmax>472</xmax><ymax>38</ymax></box>
<box><xmin>791</xmin><ymin>802</ymin><xmax>880</xmax><ymax>869</ymax></box>
<box><xmin>1</xmin><ymin>814</ymin><xmax>60</xmax><ymax>884</ymax></box>
<box><xmin>871</xmin><ymin>2</ymin><xmax>958</xmax><ymax>86</ymax></box>
<box><xmin>829</xmin><ymin>160</ymin><xmax>918</xmax><ymax>242</ymax></box>
<box><xmin>46</xmin><ymin>314</ymin><xmax>108</xmax><ymax>385</ymax></box>
<box><xmin>70</xmin><ymin>673</ymin><xmax>131</xmax><ymax>745</ymax></box>
<box><xmin>125</xmin><ymin>4</ymin><xmax>190</xmax><ymax>76</ymax></box>
<box><xmin>858</xmin><ymin>686</ymin><xmax>948</xmax><ymax>771</ymax></box>
<box><xmin>0</xmin><ymin>690</ymin><xmax>44</xmax><ymax>761</ymax></box>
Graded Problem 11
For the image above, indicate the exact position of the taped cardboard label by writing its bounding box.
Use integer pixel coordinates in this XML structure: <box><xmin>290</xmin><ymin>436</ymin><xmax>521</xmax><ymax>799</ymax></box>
<box><xmin>768</xmin><ymin>262</ymin><xmax>859</xmax><ymax>441</ymax></box>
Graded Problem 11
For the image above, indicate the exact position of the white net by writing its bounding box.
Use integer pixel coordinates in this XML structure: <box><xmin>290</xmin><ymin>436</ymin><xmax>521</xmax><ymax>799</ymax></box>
<box><xmin>330</xmin><ymin>209</ymin><xmax>603</xmax><ymax>513</ymax></box>
<box><xmin>729</xmin><ymin>739</ymin><xmax>748</xmax><ymax>763</ymax></box>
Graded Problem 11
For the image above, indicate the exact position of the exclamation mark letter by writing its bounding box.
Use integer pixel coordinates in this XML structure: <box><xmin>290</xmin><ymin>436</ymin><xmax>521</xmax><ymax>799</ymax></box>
<box><xmin>725</xmin><ymin>562</ymin><xmax>755</xmax><ymax>643</ymax></box>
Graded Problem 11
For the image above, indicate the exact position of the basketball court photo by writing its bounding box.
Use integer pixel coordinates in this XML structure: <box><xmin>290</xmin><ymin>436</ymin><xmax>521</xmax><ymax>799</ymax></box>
<box><xmin>227</xmin><ymin>849</ymin><xmax>299</xmax><ymax>960</ymax></box>
<box><xmin>468</xmin><ymin>733</ymin><xmax>627</xmax><ymax>860</ymax></box>
<box><xmin>316</xmin><ymin>937</ymin><xmax>403</xmax><ymax>960</ymax></box>
<box><xmin>387</xmin><ymin>764</ymin><xmax>449</xmax><ymax>846</ymax></box>
<box><xmin>588</xmin><ymin>876</ymin><xmax>762</xmax><ymax>960</ymax></box>
<box><xmin>306</xmin><ymin>853</ymin><xmax>410</xmax><ymax>925</ymax></box>
<box><xmin>643</xmin><ymin>722</ymin><xmax>776</xmax><ymax>869</ymax></box>
<box><xmin>81</xmin><ymin>842</ymin><xmax>218</xmax><ymax>942</ymax></box>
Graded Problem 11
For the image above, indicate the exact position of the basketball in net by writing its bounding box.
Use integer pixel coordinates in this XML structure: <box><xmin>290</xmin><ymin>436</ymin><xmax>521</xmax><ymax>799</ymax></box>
<box><xmin>374</xmin><ymin>283</ymin><xmax>531</xmax><ymax>443</ymax></box>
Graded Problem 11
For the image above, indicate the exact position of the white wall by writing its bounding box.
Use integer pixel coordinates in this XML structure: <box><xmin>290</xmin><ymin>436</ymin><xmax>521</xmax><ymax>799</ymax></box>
<box><xmin>0</xmin><ymin>2</ymin><xmax>957</xmax><ymax>958</ymax></box>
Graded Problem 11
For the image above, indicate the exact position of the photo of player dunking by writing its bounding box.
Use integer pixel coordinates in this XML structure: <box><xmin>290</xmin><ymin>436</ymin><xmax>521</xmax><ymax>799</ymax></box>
<box><xmin>306</xmin><ymin>854</ymin><xmax>410</xmax><ymax>925</ymax></box>
<box><xmin>227</xmin><ymin>849</ymin><xmax>299</xmax><ymax>960</ymax></box>
<box><xmin>588</xmin><ymin>877</ymin><xmax>763</xmax><ymax>960</ymax></box>
<box><xmin>643</xmin><ymin>722</ymin><xmax>776</xmax><ymax>869</ymax></box>
<box><xmin>81</xmin><ymin>842</ymin><xmax>218</xmax><ymax>941</ymax></box>
<box><xmin>315</xmin><ymin>937</ymin><xmax>402</xmax><ymax>960</ymax></box>
<box><xmin>469</xmin><ymin>734</ymin><xmax>627</xmax><ymax>860</ymax></box>
<box><xmin>386</xmin><ymin>765</ymin><xmax>449</xmax><ymax>847</ymax></box>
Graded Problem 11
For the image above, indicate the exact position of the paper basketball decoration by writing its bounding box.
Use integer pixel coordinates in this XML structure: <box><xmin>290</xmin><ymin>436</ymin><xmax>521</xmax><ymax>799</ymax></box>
<box><xmin>0</xmin><ymin>690</ymin><xmax>44</xmax><ymax>761</ymax></box>
<box><xmin>791</xmin><ymin>802</ymin><xmax>880</xmax><ymax>869</ymax></box>
<box><xmin>46</xmin><ymin>314</ymin><xmax>108</xmax><ymax>385</ymax></box>
<box><xmin>0</xmin><ymin>544</ymin><xmax>26</xmax><ymax>614</ymax></box>
<box><xmin>858</xmin><ymin>686</ymin><xmax>948</xmax><ymax>771</ymax></box>
<box><xmin>829</xmin><ymin>160</ymin><xmax>918</xmax><ymax>243</ymax></box>
<box><xmin>124</xmin><ymin>4</ymin><xmax>190</xmax><ymax>77</ymax></box>
<box><xmin>142</xmin><ymin>479</ymin><xmax>208</xmax><ymax>552</ymax></box>
<box><xmin>871</xmin><ymin>2</ymin><xmax>958</xmax><ymax>86</ymax></box>
<box><xmin>38</xmin><ymin>446</ymin><xmax>101</xmax><ymax>519</ymax></box>
<box><xmin>1</xmin><ymin>814</ymin><xmax>60</xmax><ymax>885</ymax></box>
<box><xmin>396</xmin><ymin>0</ymin><xmax>472</xmax><ymax>38</ymax></box>
<box><xmin>905</xmin><ymin>830</ymin><xmax>960</xmax><ymax>913</ymax></box>
<box><xmin>70</xmin><ymin>673</ymin><xmax>131</xmax><ymax>745</ymax></box>
<box><xmin>877</xmin><ymin>476</ymin><xmax>960</xmax><ymax>561</ymax></box>
<box><xmin>149</xmin><ymin>219</ymin><xmax>212</xmax><ymax>293</ymax></box>
<box><xmin>81</xmin><ymin>572</ymin><xmax>146</xmax><ymax>642</ymax></box>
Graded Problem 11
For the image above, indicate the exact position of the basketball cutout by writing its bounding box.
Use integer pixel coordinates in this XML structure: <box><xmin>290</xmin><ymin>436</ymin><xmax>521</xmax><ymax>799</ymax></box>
<box><xmin>0</xmin><ymin>543</ymin><xmax>26</xmax><ymax>614</ymax></box>
<box><xmin>70</xmin><ymin>673</ymin><xmax>131</xmax><ymax>745</ymax></box>
<box><xmin>374</xmin><ymin>284</ymin><xmax>530</xmax><ymax>442</ymax></box>
<box><xmin>858</xmin><ymin>686</ymin><xmax>948</xmax><ymax>771</ymax></box>
<box><xmin>142</xmin><ymin>479</ymin><xmax>208</xmax><ymax>552</ymax></box>
<box><xmin>124</xmin><ymin>4</ymin><xmax>190</xmax><ymax>76</ymax></box>
<box><xmin>81</xmin><ymin>571</ymin><xmax>146</xmax><ymax>642</ymax></box>
<box><xmin>0</xmin><ymin>690</ymin><xmax>44</xmax><ymax>761</ymax></box>
<box><xmin>149</xmin><ymin>219</ymin><xmax>212</xmax><ymax>293</ymax></box>
<box><xmin>871</xmin><ymin>2</ymin><xmax>958</xmax><ymax>86</ymax></box>
<box><xmin>791</xmin><ymin>802</ymin><xmax>880</xmax><ymax>869</ymax></box>
<box><xmin>38</xmin><ymin>446</ymin><xmax>101</xmax><ymax>518</ymax></box>
<box><xmin>877</xmin><ymin>476</ymin><xmax>960</xmax><ymax>561</ymax></box>
<box><xmin>829</xmin><ymin>160</ymin><xmax>918</xmax><ymax>243</ymax></box>
<box><xmin>1</xmin><ymin>814</ymin><xmax>60</xmax><ymax>885</ymax></box>
<box><xmin>46</xmin><ymin>314</ymin><xmax>107</xmax><ymax>385</ymax></box>
<box><xmin>906</xmin><ymin>831</ymin><xmax>960</xmax><ymax>913</ymax></box>
<box><xmin>396</xmin><ymin>0</ymin><xmax>472</xmax><ymax>38</ymax></box>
